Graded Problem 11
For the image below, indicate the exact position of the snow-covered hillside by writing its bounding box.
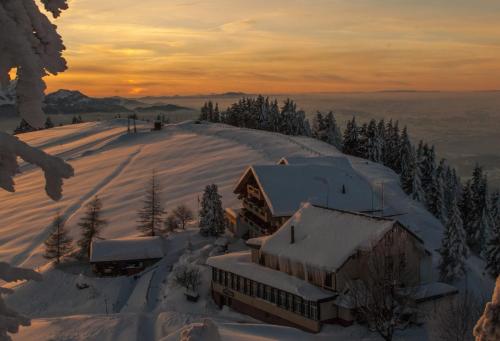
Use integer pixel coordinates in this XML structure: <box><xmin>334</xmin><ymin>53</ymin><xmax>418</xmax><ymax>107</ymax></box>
<box><xmin>0</xmin><ymin>120</ymin><xmax>493</xmax><ymax>340</ymax></box>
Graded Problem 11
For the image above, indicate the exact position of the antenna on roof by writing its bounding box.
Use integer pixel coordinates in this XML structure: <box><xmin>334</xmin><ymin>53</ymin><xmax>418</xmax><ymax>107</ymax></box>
<box><xmin>290</xmin><ymin>225</ymin><xmax>295</xmax><ymax>244</ymax></box>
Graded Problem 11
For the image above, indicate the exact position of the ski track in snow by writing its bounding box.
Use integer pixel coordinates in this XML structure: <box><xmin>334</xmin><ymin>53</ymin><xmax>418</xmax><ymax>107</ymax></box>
<box><xmin>11</xmin><ymin>145</ymin><xmax>144</xmax><ymax>267</ymax></box>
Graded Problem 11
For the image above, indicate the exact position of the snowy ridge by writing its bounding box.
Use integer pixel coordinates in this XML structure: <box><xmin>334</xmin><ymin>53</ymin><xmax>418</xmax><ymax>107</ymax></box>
<box><xmin>0</xmin><ymin>120</ymin><xmax>492</xmax><ymax>340</ymax></box>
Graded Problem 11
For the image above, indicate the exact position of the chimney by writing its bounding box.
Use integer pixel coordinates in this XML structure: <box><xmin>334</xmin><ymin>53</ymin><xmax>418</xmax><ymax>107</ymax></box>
<box><xmin>290</xmin><ymin>225</ymin><xmax>295</xmax><ymax>244</ymax></box>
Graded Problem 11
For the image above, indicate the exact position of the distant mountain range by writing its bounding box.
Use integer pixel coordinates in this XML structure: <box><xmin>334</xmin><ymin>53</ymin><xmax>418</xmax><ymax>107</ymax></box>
<box><xmin>0</xmin><ymin>89</ymin><xmax>193</xmax><ymax>117</ymax></box>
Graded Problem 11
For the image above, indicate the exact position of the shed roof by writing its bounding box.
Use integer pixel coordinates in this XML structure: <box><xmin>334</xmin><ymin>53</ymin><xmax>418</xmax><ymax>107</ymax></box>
<box><xmin>90</xmin><ymin>236</ymin><xmax>164</xmax><ymax>263</ymax></box>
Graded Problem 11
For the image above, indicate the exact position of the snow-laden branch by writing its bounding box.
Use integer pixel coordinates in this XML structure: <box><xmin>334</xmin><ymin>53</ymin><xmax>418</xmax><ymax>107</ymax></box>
<box><xmin>0</xmin><ymin>0</ymin><xmax>67</xmax><ymax>128</ymax></box>
<box><xmin>475</xmin><ymin>276</ymin><xmax>500</xmax><ymax>341</ymax></box>
<box><xmin>0</xmin><ymin>262</ymin><xmax>42</xmax><ymax>341</ymax></box>
<box><xmin>0</xmin><ymin>0</ymin><xmax>73</xmax><ymax>200</ymax></box>
<box><xmin>0</xmin><ymin>132</ymin><xmax>74</xmax><ymax>201</ymax></box>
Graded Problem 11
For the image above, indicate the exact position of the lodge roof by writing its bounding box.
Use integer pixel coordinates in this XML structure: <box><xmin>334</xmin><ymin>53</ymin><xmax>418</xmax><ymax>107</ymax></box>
<box><xmin>260</xmin><ymin>203</ymin><xmax>423</xmax><ymax>272</ymax></box>
<box><xmin>234</xmin><ymin>158</ymin><xmax>378</xmax><ymax>217</ymax></box>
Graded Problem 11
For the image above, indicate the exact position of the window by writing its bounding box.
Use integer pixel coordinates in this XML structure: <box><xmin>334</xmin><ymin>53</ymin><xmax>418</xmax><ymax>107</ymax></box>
<box><xmin>212</xmin><ymin>268</ymin><xmax>217</xmax><ymax>281</ymax></box>
<box><xmin>236</xmin><ymin>275</ymin><xmax>241</xmax><ymax>291</ymax></box>
<box><xmin>218</xmin><ymin>270</ymin><xmax>224</xmax><ymax>284</ymax></box>
<box><xmin>385</xmin><ymin>256</ymin><xmax>394</xmax><ymax>277</ymax></box>
<box><xmin>224</xmin><ymin>272</ymin><xmax>228</xmax><ymax>287</ymax></box>
<box><xmin>244</xmin><ymin>279</ymin><xmax>249</xmax><ymax>295</ymax></box>
<box><xmin>304</xmin><ymin>301</ymin><xmax>310</xmax><ymax>318</ymax></box>
<box><xmin>399</xmin><ymin>252</ymin><xmax>407</xmax><ymax>270</ymax></box>
<box><xmin>251</xmin><ymin>281</ymin><xmax>257</xmax><ymax>296</ymax></box>
<box><xmin>324</xmin><ymin>272</ymin><xmax>333</xmax><ymax>288</ymax></box>
<box><xmin>279</xmin><ymin>291</ymin><xmax>286</xmax><ymax>308</ymax></box>
<box><xmin>265</xmin><ymin>286</ymin><xmax>271</xmax><ymax>301</ymax></box>
<box><xmin>287</xmin><ymin>294</ymin><xmax>294</xmax><ymax>311</ymax></box>
<box><xmin>257</xmin><ymin>283</ymin><xmax>262</xmax><ymax>298</ymax></box>
<box><xmin>270</xmin><ymin>288</ymin><xmax>276</xmax><ymax>303</ymax></box>
<box><xmin>230</xmin><ymin>273</ymin><xmax>235</xmax><ymax>289</ymax></box>
<box><xmin>295</xmin><ymin>297</ymin><xmax>302</xmax><ymax>314</ymax></box>
<box><xmin>310</xmin><ymin>303</ymin><xmax>318</xmax><ymax>320</ymax></box>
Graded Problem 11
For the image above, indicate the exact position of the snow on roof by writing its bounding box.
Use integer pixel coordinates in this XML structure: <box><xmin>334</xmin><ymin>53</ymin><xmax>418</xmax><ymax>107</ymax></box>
<box><xmin>246</xmin><ymin>236</ymin><xmax>270</xmax><ymax>248</ymax></box>
<box><xmin>413</xmin><ymin>282</ymin><xmax>458</xmax><ymax>302</ymax></box>
<box><xmin>278</xmin><ymin>156</ymin><xmax>354</xmax><ymax>172</ymax></box>
<box><xmin>235</xmin><ymin>162</ymin><xmax>378</xmax><ymax>217</ymax></box>
<box><xmin>207</xmin><ymin>251</ymin><xmax>335</xmax><ymax>301</ymax></box>
<box><xmin>260</xmin><ymin>203</ymin><xmax>397</xmax><ymax>272</ymax></box>
<box><xmin>90</xmin><ymin>236</ymin><xmax>164</xmax><ymax>263</ymax></box>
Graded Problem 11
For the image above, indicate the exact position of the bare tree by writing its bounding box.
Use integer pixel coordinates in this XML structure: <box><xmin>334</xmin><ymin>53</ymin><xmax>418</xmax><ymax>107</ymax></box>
<box><xmin>428</xmin><ymin>290</ymin><xmax>485</xmax><ymax>341</ymax></box>
<box><xmin>346</xmin><ymin>232</ymin><xmax>418</xmax><ymax>341</ymax></box>
<box><xmin>173</xmin><ymin>204</ymin><xmax>194</xmax><ymax>229</ymax></box>
<box><xmin>174</xmin><ymin>265</ymin><xmax>201</xmax><ymax>292</ymax></box>
<box><xmin>164</xmin><ymin>213</ymin><xmax>179</xmax><ymax>233</ymax></box>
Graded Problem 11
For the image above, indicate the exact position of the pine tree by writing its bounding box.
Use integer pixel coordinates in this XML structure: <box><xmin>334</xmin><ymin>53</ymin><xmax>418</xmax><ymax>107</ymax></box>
<box><xmin>343</xmin><ymin>117</ymin><xmax>360</xmax><ymax>156</ymax></box>
<box><xmin>486</xmin><ymin>211</ymin><xmax>500</xmax><ymax>278</ymax></box>
<box><xmin>77</xmin><ymin>196</ymin><xmax>107</xmax><ymax>258</ymax></box>
<box><xmin>44</xmin><ymin>116</ymin><xmax>54</xmax><ymax>129</ymax></box>
<box><xmin>399</xmin><ymin>127</ymin><xmax>415</xmax><ymax>194</ymax></box>
<box><xmin>137</xmin><ymin>170</ymin><xmax>166</xmax><ymax>236</ymax></box>
<box><xmin>323</xmin><ymin>111</ymin><xmax>343</xmax><ymax>149</ymax></box>
<box><xmin>438</xmin><ymin>197</ymin><xmax>469</xmax><ymax>282</ymax></box>
<box><xmin>199</xmin><ymin>184</ymin><xmax>225</xmax><ymax>237</ymax></box>
<box><xmin>468</xmin><ymin>164</ymin><xmax>490</xmax><ymax>253</ymax></box>
<box><xmin>460</xmin><ymin>180</ymin><xmax>473</xmax><ymax>235</ymax></box>
<box><xmin>13</xmin><ymin>119</ymin><xmax>36</xmax><ymax>134</ymax></box>
<box><xmin>44</xmin><ymin>212</ymin><xmax>73</xmax><ymax>264</ymax></box>
<box><xmin>427</xmin><ymin>159</ymin><xmax>446</xmax><ymax>221</ymax></box>
<box><xmin>411</xmin><ymin>157</ymin><xmax>425</xmax><ymax>203</ymax></box>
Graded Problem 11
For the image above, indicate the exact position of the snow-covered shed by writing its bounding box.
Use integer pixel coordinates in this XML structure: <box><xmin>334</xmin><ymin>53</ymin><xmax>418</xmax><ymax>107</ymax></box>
<box><xmin>90</xmin><ymin>236</ymin><xmax>164</xmax><ymax>276</ymax></box>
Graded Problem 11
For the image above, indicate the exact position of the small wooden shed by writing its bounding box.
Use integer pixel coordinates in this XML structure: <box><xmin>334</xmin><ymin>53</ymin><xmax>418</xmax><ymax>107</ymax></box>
<box><xmin>90</xmin><ymin>236</ymin><xmax>164</xmax><ymax>276</ymax></box>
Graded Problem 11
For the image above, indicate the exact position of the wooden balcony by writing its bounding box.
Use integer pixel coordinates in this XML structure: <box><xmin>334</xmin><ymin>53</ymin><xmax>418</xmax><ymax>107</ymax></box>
<box><xmin>243</xmin><ymin>198</ymin><xmax>267</xmax><ymax>221</ymax></box>
<box><xmin>247</xmin><ymin>184</ymin><xmax>262</xmax><ymax>201</ymax></box>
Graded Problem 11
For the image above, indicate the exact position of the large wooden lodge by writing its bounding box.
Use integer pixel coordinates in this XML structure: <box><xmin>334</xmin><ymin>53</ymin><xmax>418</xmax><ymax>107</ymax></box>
<box><xmin>227</xmin><ymin>156</ymin><xmax>380</xmax><ymax>238</ymax></box>
<box><xmin>209</xmin><ymin>204</ymin><xmax>458</xmax><ymax>333</ymax></box>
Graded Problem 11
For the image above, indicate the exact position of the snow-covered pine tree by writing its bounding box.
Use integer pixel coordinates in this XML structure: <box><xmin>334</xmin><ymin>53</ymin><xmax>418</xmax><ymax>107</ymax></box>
<box><xmin>411</xmin><ymin>151</ymin><xmax>425</xmax><ymax>202</ymax></box>
<box><xmin>323</xmin><ymin>111</ymin><xmax>343</xmax><ymax>149</ymax></box>
<box><xmin>44</xmin><ymin>116</ymin><xmax>54</xmax><ymax>129</ymax></box>
<box><xmin>44</xmin><ymin>212</ymin><xmax>73</xmax><ymax>264</ymax></box>
<box><xmin>389</xmin><ymin>121</ymin><xmax>402</xmax><ymax>173</ymax></box>
<box><xmin>137</xmin><ymin>170</ymin><xmax>166</xmax><ymax>236</ymax></box>
<box><xmin>213</xmin><ymin>103</ymin><xmax>220</xmax><ymax>123</ymax></box>
<box><xmin>399</xmin><ymin>127</ymin><xmax>415</xmax><ymax>194</ymax></box>
<box><xmin>199</xmin><ymin>184</ymin><xmax>225</xmax><ymax>237</ymax></box>
<box><xmin>460</xmin><ymin>181</ymin><xmax>474</xmax><ymax>242</ymax></box>
<box><xmin>364</xmin><ymin>119</ymin><xmax>382</xmax><ymax>162</ymax></box>
<box><xmin>438</xmin><ymin>197</ymin><xmax>469</xmax><ymax>282</ymax></box>
<box><xmin>342</xmin><ymin>117</ymin><xmax>361</xmax><ymax>157</ymax></box>
<box><xmin>469</xmin><ymin>165</ymin><xmax>490</xmax><ymax>253</ymax></box>
<box><xmin>13</xmin><ymin>119</ymin><xmax>36</xmax><ymax>135</ymax></box>
<box><xmin>377</xmin><ymin>119</ymin><xmax>387</xmax><ymax>164</ymax></box>
<box><xmin>443</xmin><ymin>166</ymin><xmax>460</xmax><ymax>220</ymax></box>
<box><xmin>77</xmin><ymin>196</ymin><xmax>107</xmax><ymax>259</ymax></box>
<box><xmin>200</xmin><ymin>102</ymin><xmax>209</xmax><ymax>120</ymax></box>
<box><xmin>427</xmin><ymin>159</ymin><xmax>446</xmax><ymax>222</ymax></box>
<box><xmin>473</xmin><ymin>275</ymin><xmax>500</xmax><ymax>341</ymax></box>
<box><xmin>312</xmin><ymin>112</ymin><xmax>325</xmax><ymax>140</ymax></box>
<box><xmin>486</xmin><ymin>212</ymin><xmax>500</xmax><ymax>278</ymax></box>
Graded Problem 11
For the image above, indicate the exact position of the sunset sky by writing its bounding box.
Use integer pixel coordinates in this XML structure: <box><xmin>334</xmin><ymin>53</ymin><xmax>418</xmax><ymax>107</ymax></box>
<box><xmin>45</xmin><ymin>0</ymin><xmax>500</xmax><ymax>96</ymax></box>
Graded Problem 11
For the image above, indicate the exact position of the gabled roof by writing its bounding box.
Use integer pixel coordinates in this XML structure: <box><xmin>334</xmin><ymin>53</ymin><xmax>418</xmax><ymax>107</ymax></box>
<box><xmin>260</xmin><ymin>203</ymin><xmax>414</xmax><ymax>272</ymax></box>
<box><xmin>234</xmin><ymin>161</ymin><xmax>378</xmax><ymax>217</ymax></box>
<box><xmin>207</xmin><ymin>251</ymin><xmax>335</xmax><ymax>301</ymax></box>
<box><xmin>90</xmin><ymin>236</ymin><xmax>164</xmax><ymax>263</ymax></box>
